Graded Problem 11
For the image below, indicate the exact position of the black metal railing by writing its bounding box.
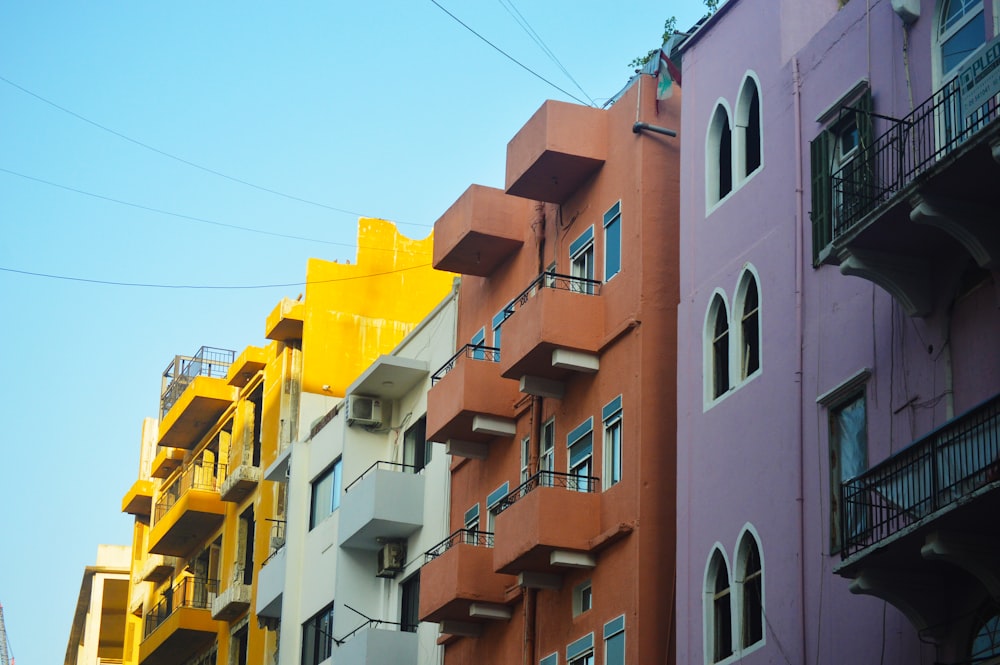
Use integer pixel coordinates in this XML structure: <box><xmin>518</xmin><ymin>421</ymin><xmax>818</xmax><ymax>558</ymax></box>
<box><xmin>832</xmin><ymin>77</ymin><xmax>998</xmax><ymax>238</ymax></box>
<box><xmin>343</xmin><ymin>461</ymin><xmax>416</xmax><ymax>493</ymax></box>
<box><xmin>160</xmin><ymin>346</ymin><xmax>236</xmax><ymax>418</ymax></box>
<box><xmin>153</xmin><ymin>458</ymin><xmax>226</xmax><ymax>523</ymax></box>
<box><xmin>489</xmin><ymin>470</ymin><xmax>600</xmax><ymax>517</ymax></box>
<box><xmin>143</xmin><ymin>576</ymin><xmax>219</xmax><ymax>638</ymax></box>
<box><xmin>431</xmin><ymin>344</ymin><xmax>501</xmax><ymax>385</ymax></box>
<box><xmin>262</xmin><ymin>519</ymin><xmax>286</xmax><ymax>565</ymax></box>
<box><xmin>504</xmin><ymin>271</ymin><xmax>602</xmax><ymax>322</ymax></box>
<box><xmin>840</xmin><ymin>393</ymin><xmax>1000</xmax><ymax>557</ymax></box>
<box><xmin>337</xmin><ymin>618</ymin><xmax>414</xmax><ymax>645</ymax></box>
<box><xmin>424</xmin><ymin>528</ymin><xmax>494</xmax><ymax>562</ymax></box>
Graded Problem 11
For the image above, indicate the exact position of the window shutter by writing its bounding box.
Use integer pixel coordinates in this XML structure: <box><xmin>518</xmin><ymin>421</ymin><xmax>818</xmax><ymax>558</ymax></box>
<box><xmin>809</xmin><ymin>133</ymin><xmax>831</xmax><ymax>266</ymax></box>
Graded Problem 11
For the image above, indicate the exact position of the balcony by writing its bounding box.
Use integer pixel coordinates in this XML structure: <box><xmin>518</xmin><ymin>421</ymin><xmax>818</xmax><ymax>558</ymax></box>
<box><xmin>265</xmin><ymin>297</ymin><xmax>304</xmax><ymax>342</ymax></box>
<box><xmin>148</xmin><ymin>459</ymin><xmax>227</xmax><ymax>557</ymax></box>
<box><xmin>338</xmin><ymin>462</ymin><xmax>425</xmax><ymax>550</ymax></box>
<box><xmin>336</xmin><ymin>620</ymin><xmax>418</xmax><ymax>665</ymax></box>
<box><xmin>226</xmin><ymin>345</ymin><xmax>267</xmax><ymax>388</ymax></box>
<box><xmin>151</xmin><ymin>447</ymin><xmax>185</xmax><ymax>479</ymax></box>
<box><xmin>122</xmin><ymin>479</ymin><xmax>155</xmax><ymax>517</ymax></box>
<box><xmin>419</xmin><ymin>529</ymin><xmax>515</xmax><ymax>633</ymax></box>
<box><xmin>427</xmin><ymin>345</ymin><xmax>518</xmax><ymax>457</ymax></box>
<box><xmin>256</xmin><ymin>520</ymin><xmax>286</xmax><ymax>621</ymax></box>
<box><xmin>498</xmin><ymin>273</ymin><xmax>603</xmax><ymax>391</ymax></box>
<box><xmin>139</xmin><ymin>576</ymin><xmax>218</xmax><ymax>665</ymax></box>
<box><xmin>506</xmin><ymin>100</ymin><xmax>607</xmax><ymax>204</ymax></box>
<box><xmin>140</xmin><ymin>554</ymin><xmax>178</xmax><ymax>583</ymax></box>
<box><xmin>824</xmin><ymin>78</ymin><xmax>1000</xmax><ymax>317</ymax></box>
<box><xmin>347</xmin><ymin>354</ymin><xmax>428</xmax><ymax>401</ymax></box>
<box><xmin>432</xmin><ymin>185</ymin><xmax>528</xmax><ymax>276</ymax></box>
<box><xmin>211</xmin><ymin>566</ymin><xmax>251</xmax><ymax>621</ymax></box>
<box><xmin>492</xmin><ymin>471</ymin><xmax>601</xmax><ymax>578</ymax></box>
<box><xmin>219</xmin><ymin>463</ymin><xmax>260</xmax><ymax>503</ymax></box>
<box><xmin>836</xmin><ymin>394</ymin><xmax>1000</xmax><ymax>633</ymax></box>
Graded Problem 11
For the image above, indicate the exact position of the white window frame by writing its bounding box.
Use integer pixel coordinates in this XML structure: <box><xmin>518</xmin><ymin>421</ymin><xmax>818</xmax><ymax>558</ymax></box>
<box><xmin>703</xmin><ymin>289</ymin><xmax>733</xmax><ymax>409</ymax></box>
<box><xmin>706</xmin><ymin>99</ymin><xmax>735</xmax><ymax>213</ymax></box>
<box><xmin>567</xmin><ymin>417</ymin><xmax>594</xmax><ymax>492</ymax></box>
<box><xmin>734</xmin><ymin>72</ymin><xmax>764</xmax><ymax>184</ymax></box>
<box><xmin>734</xmin><ymin>525</ymin><xmax>765</xmax><ymax>655</ymax></box>
<box><xmin>703</xmin><ymin>546</ymin><xmax>734</xmax><ymax>665</ymax></box>
<box><xmin>309</xmin><ymin>458</ymin><xmax>342</xmax><ymax>530</ymax></box>
<box><xmin>540</xmin><ymin>418</ymin><xmax>555</xmax><ymax>482</ymax></box>
<box><xmin>602</xmin><ymin>395</ymin><xmax>623</xmax><ymax>490</ymax></box>
<box><xmin>520</xmin><ymin>436</ymin><xmax>531</xmax><ymax>484</ymax></box>
<box><xmin>733</xmin><ymin>265</ymin><xmax>762</xmax><ymax>384</ymax></box>
<box><xmin>569</xmin><ymin>226</ymin><xmax>596</xmax><ymax>293</ymax></box>
<box><xmin>572</xmin><ymin>579</ymin><xmax>593</xmax><ymax>616</ymax></box>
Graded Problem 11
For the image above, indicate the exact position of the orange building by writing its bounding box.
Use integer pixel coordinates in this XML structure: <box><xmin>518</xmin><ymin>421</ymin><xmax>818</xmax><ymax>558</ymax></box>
<box><xmin>419</xmin><ymin>73</ymin><xmax>680</xmax><ymax>665</ymax></box>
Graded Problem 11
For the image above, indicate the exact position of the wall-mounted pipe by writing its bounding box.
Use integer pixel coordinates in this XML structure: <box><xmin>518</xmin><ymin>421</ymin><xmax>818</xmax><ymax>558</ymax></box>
<box><xmin>632</xmin><ymin>122</ymin><xmax>678</xmax><ymax>137</ymax></box>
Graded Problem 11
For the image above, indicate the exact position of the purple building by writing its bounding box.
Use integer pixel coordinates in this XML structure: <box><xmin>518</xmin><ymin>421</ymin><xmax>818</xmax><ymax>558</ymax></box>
<box><xmin>676</xmin><ymin>1</ymin><xmax>1000</xmax><ymax>664</ymax></box>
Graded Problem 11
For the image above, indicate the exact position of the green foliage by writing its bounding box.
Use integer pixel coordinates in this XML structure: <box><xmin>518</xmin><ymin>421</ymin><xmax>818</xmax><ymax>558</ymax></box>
<box><xmin>629</xmin><ymin>16</ymin><xmax>677</xmax><ymax>70</ymax></box>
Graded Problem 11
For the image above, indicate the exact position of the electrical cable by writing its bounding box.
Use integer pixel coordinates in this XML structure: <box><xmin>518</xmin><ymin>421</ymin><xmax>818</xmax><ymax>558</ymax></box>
<box><xmin>0</xmin><ymin>262</ymin><xmax>433</xmax><ymax>290</ymax></box>
<box><xmin>425</xmin><ymin>0</ymin><xmax>590</xmax><ymax>106</ymax></box>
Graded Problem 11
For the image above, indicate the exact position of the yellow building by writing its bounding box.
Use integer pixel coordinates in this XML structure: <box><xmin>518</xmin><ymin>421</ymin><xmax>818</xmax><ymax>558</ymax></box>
<box><xmin>120</xmin><ymin>220</ymin><xmax>453</xmax><ymax>665</ymax></box>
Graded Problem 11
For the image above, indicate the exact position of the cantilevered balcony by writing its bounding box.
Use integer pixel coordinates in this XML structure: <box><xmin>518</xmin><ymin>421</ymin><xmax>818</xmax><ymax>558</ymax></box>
<box><xmin>836</xmin><ymin>394</ymin><xmax>1000</xmax><ymax>634</ymax></box>
<box><xmin>336</xmin><ymin>620</ymin><xmax>418</xmax><ymax>665</ymax></box>
<box><xmin>419</xmin><ymin>529</ymin><xmax>515</xmax><ymax>635</ymax></box>
<box><xmin>211</xmin><ymin>565</ymin><xmax>252</xmax><ymax>621</ymax></box>
<box><xmin>122</xmin><ymin>479</ymin><xmax>155</xmax><ymax>517</ymax></box>
<box><xmin>158</xmin><ymin>347</ymin><xmax>237</xmax><ymax>449</ymax></box>
<box><xmin>151</xmin><ymin>446</ymin><xmax>185</xmax><ymax>479</ymax></box>
<box><xmin>140</xmin><ymin>576</ymin><xmax>218</xmax><ymax>665</ymax></box>
<box><xmin>226</xmin><ymin>345</ymin><xmax>267</xmax><ymax>388</ymax></box>
<box><xmin>506</xmin><ymin>100</ymin><xmax>608</xmax><ymax>204</ymax></box>
<box><xmin>139</xmin><ymin>554</ymin><xmax>178</xmax><ymax>584</ymax></box>
<box><xmin>491</xmin><ymin>471</ymin><xmax>601</xmax><ymax>580</ymax></box>
<box><xmin>822</xmin><ymin>78</ymin><xmax>1000</xmax><ymax>317</ymax></box>
<box><xmin>148</xmin><ymin>459</ymin><xmax>226</xmax><ymax>557</ymax></box>
<box><xmin>426</xmin><ymin>344</ymin><xmax>518</xmax><ymax>458</ymax></box>
<box><xmin>338</xmin><ymin>462</ymin><xmax>425</xmax><ymax>550</ymax></box>
<box><xmin>432</xmin><ymin>185</ymin><xmax>529</xmax><ymax>276</ymax></box>
<box><xmin>256</xmin><ymin>520</ymin><xmax>286</xmax><ymax>622</ymax></box>
<box><xmin>498</xmin><ymin>272</ymin><xmax>603</xmax><ymax>394</ymax></box>
<box><xmin>265</xmin><ymin>297</ymin><xmax>304</xmax><ymax>342</ymax></box>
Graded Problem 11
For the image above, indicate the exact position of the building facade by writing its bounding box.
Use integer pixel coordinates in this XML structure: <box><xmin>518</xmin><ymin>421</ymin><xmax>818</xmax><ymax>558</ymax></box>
<box><xmin>65</xmin><ymin>545</ymin><xmax>131</xmax><ymax>665</ymax></box>
<box><xmin>676</xmin><ymin>1</ymin><xmax>1000</xmax><ymax>664</ymax></box>
<box><xmin>420</xmin><ymin>73</ymin><xmax>681</xmax><ymax>665</ymax></box>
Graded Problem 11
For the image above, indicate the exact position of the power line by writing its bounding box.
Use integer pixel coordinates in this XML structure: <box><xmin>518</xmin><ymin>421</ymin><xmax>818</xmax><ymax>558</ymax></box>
<box><xmin>0</xmin><ymin>263</ymin><xmax>435</xmax><ymax>290</ymax></box>
<box><xmin>0</xmin><ymin>167</ymin><xmax>432</xmax><ymax>256</ymax></box>
<box><xmin>426</xmin><ymin>0</ymin><xmax>591</xmax><ymax>106</ymax></box>
<box><xmin>496</xmin><ymin>0</ymin><xmax>596</xmax><ymax>106</ymax></box>
<box><xmin>0</xmin><ymin>73</ymin><xmax>431</xmax><ymax>229</ymax></box>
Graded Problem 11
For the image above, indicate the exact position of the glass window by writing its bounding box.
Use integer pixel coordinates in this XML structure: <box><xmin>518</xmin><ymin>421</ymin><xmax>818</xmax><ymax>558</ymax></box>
<box><xmin>604</xmin><ymin>616</ymin><xmax>626</xmax><ymax>665</ymax></box>
<box><xmin>940</xmin><ymin>0</ymin><xmax>985</xmax><ymax>76</ymax></box>
<box><xmin>743</xmin><ymin>83</ymin><xmax>761</xmax><ymax>176</ymax></box>
<box><xmin>603</xmin><ymin>396</ymin><xmax>623</xmax><ymax>489</ymax></box>
<box><xmin>970</xmin><ymin>606</ymin><xmax>1000</xmax><ymax>661</ymax></box>
<box><xmin>309</xmin><ymin>459</ymin><xmax>342</xmax><ymax>529</ymax></box>
<box><xmin>403</xmin><ymin>416</ymin><xmax>428</xmax><ymax>472</ymax></box>
<box><xmin>573</xmin><ymin>580</ymin><xmax>593</xmax><ymax>616</ymax></box>
<box><xmin>738</xmin><ymin>534</ymin><xmax>763</xmax><ymax>648</ymax></box>
<box><xmin>739</xmin><ymin>274</ymin><xmax>760</xmax><ymax>379</ymax></box>
<box><xmin>709</xmin><ymin>550</ymin><xmax>733</xmax><ymax>663</ymax></box>
<box><xmin>521</xmin><ymin>437</ymin><xmax>531</xmax><ymax>483</ymax></box>
<box><xmin>604</xmin><ymin>202</ymin><xmax>622</xmax><ymax>281</ymax></box>
<box><xmin>471</xmin><ymin>327</ymin><xmax>486</xmax><ymax>360</ymax></box>
<box><xmin>302</xmin><ymin>603</ymin><xmax>335</xmax><ymax>665</ymax></box>
<box><xmin>710</xmin><ymin>295</ymin><xmax>730</xmax><ymax>399</ymax></box>
<box><xmin>829</xmin><ymin>393</ymin><xmax>867</xmax><ymax>551</ymax></box>
<box><xmin>567</xmin><ymin>418</ymin><xmax>594</xmax><ymax>492</ymax></box>
<box><xmin>570</xmin><ymin>227</ymin><xmax>596</xmax><ymax>293</ymax></box>
<box><xmin>540</xmin><ymin>418</ymin><xmax>555</xmax><ymax>483</ymax></box>
<box><xmin>400</xmin><ymin>572</ymin><xmax>421</xmax><ymax>633</ymax></box>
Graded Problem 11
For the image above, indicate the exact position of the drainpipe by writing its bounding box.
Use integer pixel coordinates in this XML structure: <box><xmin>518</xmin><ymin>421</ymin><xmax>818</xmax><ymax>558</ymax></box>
<box><xmin>792</xmin><ymin>55</ymin><xmax>809</xmax><ymax>665</ymax></box>
<box><xmin>524</xmin><ymin>393</ymin><xmax>542</xmax><ymax>665</ymax></box>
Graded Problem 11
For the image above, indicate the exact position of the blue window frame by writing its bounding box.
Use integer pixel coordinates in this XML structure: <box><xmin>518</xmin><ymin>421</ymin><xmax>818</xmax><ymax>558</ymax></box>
<box><xmin>604</xmin><ymin>201</ymin><xmax>621</xmax><ymax>281</ymax></box>
<box><xmin>567</xmin><ymin>632</ymin><xmax>595</xmax><ymax>665</ymax></box>
<box><xmin>471</xmin><ymin>327</ymin><xmax>486</xmax><ymax>360</ymax></box>
<box><xmin>492</xmin><ymin>308</ymin><xmax>508</xmax><ymax>353</ymax></box>
<box><xmin>604</xmin><ymin>615</ymin><xmax>625</xmax><ymax>665</ymax></box>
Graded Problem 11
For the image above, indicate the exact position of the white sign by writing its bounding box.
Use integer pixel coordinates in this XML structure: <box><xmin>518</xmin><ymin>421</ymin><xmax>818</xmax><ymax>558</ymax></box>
<box><xmin>960</xmin><ymin>34</ymin><xmax>1000</xmax><ymax>120</ymax></box>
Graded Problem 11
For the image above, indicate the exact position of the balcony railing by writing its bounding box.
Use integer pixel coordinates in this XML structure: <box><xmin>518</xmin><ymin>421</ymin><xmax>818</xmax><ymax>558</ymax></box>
<box><xmin>505</xmin><ymin>272</ymin><xmax>602</xmax><ymax>321</ymax></box>
<box><xmin>143</xmin><ymin>576</ymin><xmax>218</xmax><ymax>638</ymax></box>
<box><xmin>338</xmin><ymin>617</ymin><xmax>416</xmax><ymax>644</ymax></box>
<box><xmin>154</xmin><ymin>458</ymin><xmax>226</xmax><ymax>523</ymax></box>
<box><xmin>343</xmin><ymin>461</ymin><xmax>417</xmax><ymax>493</ymax></box>
<box><xmin>490</xmin><ymin>470</ymin><xmax>599</xmax><ymax>517</ymax></box>
<box><xmin>431</xmin><ymin>344</ymin><xmax>500</xmax><ymax>385</ymax></box>
<box><xmin>424</xmin><ymin>529</ymin><xmax>494</xmax><ymax>562</ymax></box>
<box><xmin>160</xmin><ymin>346</ymin><xmax>235</xmax><ymax>418</ymax></box>
<box><xmin>263</xmin><ymin>518</ymin><xmax>286</xmax><ymax>565</ymax></box>
<box><xmin>832</xmin><ymin>77</ymin><xmax>998</xmax><ymax>238</ymax></box>
<box><xmin>840</xmin><ymin>393</ymin><xmax>1000</xmax><ymax>557</ymax></box>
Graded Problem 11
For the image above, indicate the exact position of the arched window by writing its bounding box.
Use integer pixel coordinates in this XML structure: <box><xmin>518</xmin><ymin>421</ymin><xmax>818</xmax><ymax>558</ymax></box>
<box><xmin>707</xmin><ymin>293</ymin><xmax>731</xmax><ymax>400</ymax></box>
<box><xmin>735</xmin><ymin>268</ymin><xmax>761</xmax><ymax>380</ymax></box>
<box><xmin>705</xmin><ymin>548</ymin><xmax>733</xmax><ymax>663</ymax></box>
<box><xmin>736</xmin><ymin>75</ymin><xmax>762</xmax><ymax>179</ymax></box>
<box><xmin>937</xmin><ymin>0</ymin><xmax>985</xmax><ymax>81</ymax></box>
<box><xmin>736</xmin><ymin>531</ymin><xmax>764</xmax><ymax>650</ymax></box>
<box><xmin>970</xmin><ymin>605</ymin><xmax>1000</xmax><ymax>662</ymax></box>
<box><xmin>707</xmin><ymin>103</ymin><xmax>734</xmax><ymax>207</ymax></box>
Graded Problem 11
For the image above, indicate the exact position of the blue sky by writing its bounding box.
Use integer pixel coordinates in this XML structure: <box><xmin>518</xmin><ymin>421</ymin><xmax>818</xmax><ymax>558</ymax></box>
<box><xmin>0</xmin><ymin>1</ymin><xmax>708</xmax><ymax>661</ymax></box>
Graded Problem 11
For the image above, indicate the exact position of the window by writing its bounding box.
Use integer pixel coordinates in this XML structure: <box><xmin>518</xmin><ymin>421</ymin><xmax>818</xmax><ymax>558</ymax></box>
<box><xmin>486</xmin><ymin>482</ymin><xmax>509</xmax><ymax>533</ymax></box>
<box><xmin>969</xmin><ymin>604</ymin><xmax>1000</xmax><ymax>662</ymax></box>
<box><xmin>604</xmin><ymin>615</ymin><xmax>626</xmax><ymax>665</ymax></box>
<box><xmin>540</xmin><ymin>418</ymin><xmax>555</xmax><ymax>482</ymax></box>
<box><xmin>705</xmin><ymin>548</ymin><xmax>733</xmax><ymax>663</ymax></box>
<box><xmin>735</xmin><ymin>269</ymin><xmax>760</xmax><ymax>380</ymax></box>
<box><xmin>492</xmin><ymin>308</ymin><xmax>508</xmax><ymax>355</ymax></box>
<box><xmin>238</xmin><ymin>506</ymin><xmax>254</xmax><ymax>585</ymax></box>
<box><xmin>938</xmin><ymin>0</ymin><xmax>985</xmax><ymax>79</ymax></box>
<box><xmin>521</xmin><ymin>437</ymin><xmax>531</xmax><ymax>483</ymax></box>
<box><xmin>736</xmin><ymin>76</ymin><xmax>762</xmax><ymax>179</ymax></box>
<box><xmin>829</xmin><ymin>392</ymin><xmax>867</xmax><ymax>552</ymax></box>
<box><xmin>232</xmin><ymin>624</ymin><xmax>249</xmax><ymax>665</ymax></box>
<box><xmin>603</xmin><ymin>202</ymin><xmax>622</xmax><ymax>281</ymax></box>
<box><xmin>403</xmin><ymin>416</ymin><xmax>428</xmax><ymax>472</ymax></box>
<box><xmin>573</xmin><ymin>580</ymin><xmax>593</xmax><ymax>616</ymax></box>
<box><xmin>302</xmin><ymin>603</ymin><xmax>335</xmax><ymax>665</ymax></box>
<box><xmin>567</xmin><ymin>633</ymin><xmax>595</xmax><ymax>665</ymax></box>
<box><xmin>464</xmin><ymin>503</ymin><xmax>480</xmax><ymax>543</ymax></box>
<box><xmin>809</xmin><ymin>88</ymin><xmax>873</xmax><ymax>263</ymax></box>
<box><xmin>707</xmin><ymin>103</ymin><xmax>734</xmax><ymax>206</ymax></box>
<box><xmin>471</xmin><ymin>327</ymin><xmax>486</xmax><ymax>360</ymax></box>
<box><xmin>570</xmin><ymin>226</ymin><xmax>595</xmax><ymax>293</ymax></box>
<box><xmin>400</xmin><ymin>572</ymin><xmax>420</xmax><ymax>633</ymax></box>
<box><xmin>309</xmin><ymin>459</ymin><xmax>342</xmax><ymax>529</ymax></box>
<box><xmin>736</xmin><ymin>531</ymin><xmax>763</xmax><ymax>650</ymax></box>
<box><xmin>540</xmin><ymin>655</ymin><xmax>558</xmax><ymax>665</ymax></box>
<box><xmin>249</xmin><ymin>383</ymin><xmax>263</xmax><ymax>466</ymax></box>
<box><xmin>567</xmin><ymin>418</ymin><xmax>594</xmax><ymax>492</ymax></box>
<box><xmin>706</xmin><ymin>293</ymin><xmax>731</xmax><ymax>401</ymax></box>
<box><xmin>602</xmin><ymin>396</ymin><xmax>623</xmax><ymax>489</ymax></box>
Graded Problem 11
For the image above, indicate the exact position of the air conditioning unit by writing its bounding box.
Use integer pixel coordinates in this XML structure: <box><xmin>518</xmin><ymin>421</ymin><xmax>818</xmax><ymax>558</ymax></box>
<box><xmin>347</xmin><ymin>395</ymin><xmax>383</xmax><ymax>427</ymax></box>
<box><xmin>376</xmin><ymin>541</ymin><xmax>406</xmax><ymax>578</ymax></box>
